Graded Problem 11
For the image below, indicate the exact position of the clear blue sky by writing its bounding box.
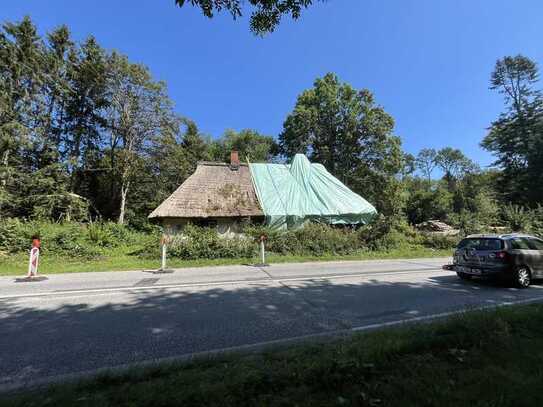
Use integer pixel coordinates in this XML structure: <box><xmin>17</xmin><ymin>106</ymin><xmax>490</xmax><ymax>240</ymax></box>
<box><xmin>2</xmin><ymin>0</ymin><xmax>543</xmax><ymax>166</ymax></box>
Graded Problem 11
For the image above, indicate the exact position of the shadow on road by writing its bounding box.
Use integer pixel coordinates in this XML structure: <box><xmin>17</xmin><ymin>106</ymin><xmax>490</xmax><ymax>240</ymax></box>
<box><xmin>1</xmin><ymin>273</ymin><xmax>542</xmax><ymax>386</ymax></box>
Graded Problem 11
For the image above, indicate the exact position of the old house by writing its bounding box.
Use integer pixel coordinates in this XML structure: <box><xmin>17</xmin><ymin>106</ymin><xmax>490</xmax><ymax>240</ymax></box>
<box><xmin>150</xmin><ymin>151</ymin><xmax>378</xmax><ymax>235</ymax></box>
<box><xmin>148</xmin><ymin>151</ymin><xmax>264</xmax><ymax>236</ymax></box>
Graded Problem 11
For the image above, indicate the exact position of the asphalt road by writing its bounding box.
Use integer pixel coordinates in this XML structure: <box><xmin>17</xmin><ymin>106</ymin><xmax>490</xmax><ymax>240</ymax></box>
<box><xmin>2</xmin><ymin>257</ymin><xmax>543</xmax><ymax>390</ymax></box>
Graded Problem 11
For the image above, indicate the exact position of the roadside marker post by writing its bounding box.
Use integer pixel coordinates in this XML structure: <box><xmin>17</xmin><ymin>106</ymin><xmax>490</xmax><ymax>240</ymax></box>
<box><xmin>153</xmin><ymin>235</ymin><xmax>174</xmax><ymax>274</ymax></box>
<box><xmin>255</xmin><ymin>234</ymin><xmax>269</xmax><ymax>267</ymax></box>
<box><xmin>18</xmin><ymin>237</ymin><xmax>48</xmax><ymax>282</ymax></box>
<box><xmin>28</xmin><ymin>246</ymin><xmax>39</xmax><ymax>277</ymax></box>
<box><xmin>161</xmin><ymin>240</ymin><xmax>167</xmax><ymax>270</ymax></box>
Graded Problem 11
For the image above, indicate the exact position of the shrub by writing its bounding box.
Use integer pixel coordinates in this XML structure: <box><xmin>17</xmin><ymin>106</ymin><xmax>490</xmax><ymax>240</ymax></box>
<box><xmin>0</xmin><ymin>218</ymin><xmax>31</xmax><ymax>253</ymax></box>
<box><xmin>86</xmin><ymin>222</ymin><xmax>140</xmax><ymax>247</ymax></box>
<box><xmin>0</xmin><ymin>219</ymin><xmax>102</xmax><ymax>258</ymax></box>
<box><xmin>358</xmin><ymin>215</ymin><xmax>417</xmax><ymax>251</ymax></box>
<box><xmin>447</xmin><ymin>211</ymin><xmax>487</xmax><ymax>236</ymax></box>
<box><xmin>165</xmin><ymin>224</ymin><xmax>255</xmax><ymax>260</ymax></box>
<box><xmin>501</xmin><ymin>204</ymin><xmax>532</xmax><ymax>232</ymax></box>
<box><xmin>245</xmin><ymin>223</ymin><xmax>361</xmax><ymax>256</ymax></box>
<box><xmin>420</xmin><ymin>233</ymin><xmax>459</xmax><ymax>250</ymax></box>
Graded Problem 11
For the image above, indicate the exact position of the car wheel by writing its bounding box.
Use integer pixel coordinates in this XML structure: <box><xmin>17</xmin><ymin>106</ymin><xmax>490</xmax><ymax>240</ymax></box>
<box><xmin>457</xmin><ymin>272</ymin><xmax>472</xmax><ymax>280</ymax></box>
<box><xmin>514</xmin><ymin>267</ymin><xmax>531</xmax><ymax>288</ymax></box>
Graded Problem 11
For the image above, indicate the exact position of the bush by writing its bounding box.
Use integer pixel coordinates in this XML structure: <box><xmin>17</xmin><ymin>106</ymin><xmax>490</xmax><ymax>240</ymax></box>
<box><xmin>501</xmin><ymin>204</ymin><xmax>532</xmax><ymax>232</ymax></box>
<box><xmin>86</xmin><ymin>222</ymin><xmax>142</xmax><ymax>247</ymax></box>
<box><xmin>0</xmin><ymin>219</ymin><xmax>102</xmax><ymax>258</ymax></box>
<box><xmin>447</xmin><ymin>210</ymin><xmax>487</xmax><ymax>236</ymax></box>
<box><xmin>245</xmin><ymin>223</ymin><xmax>361</xmax><ymax>256</ymax></box>
<box><xmin>163</xmin><ymin>224</ymin><xmax>255</xmax><ymax>260</ymax></box>
<box><xmin>0</xmin><ymin>219</ymin><xmax>156</xmax><ymax>259</ymax></box>
<box><xmin>420</xmin><ymin>233</ymin><xmax>459</xmax><ymax>250</ymax></box>
<box><xmin>358</xmin><ymin>215</ymin><xmax>418</xmax><ymax>251</ymax></box>
<box><xmin>0</xmin><ymin>218</ymin><xmax>31</xmax><ymax>253</ymax></box>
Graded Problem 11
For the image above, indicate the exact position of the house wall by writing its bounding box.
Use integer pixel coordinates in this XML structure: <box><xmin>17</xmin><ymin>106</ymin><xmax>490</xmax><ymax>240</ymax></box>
<box><xmin>161</xmin><ymin>217</ymin><xmax>263</xmax><ymax>238</ymax></box>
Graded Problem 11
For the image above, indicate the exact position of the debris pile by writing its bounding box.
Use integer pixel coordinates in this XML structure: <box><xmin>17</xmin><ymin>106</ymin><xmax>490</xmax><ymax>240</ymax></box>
<box><xmin>416</xmin><ymin>220</ymin><xmax>459</xmax><ymax>235</ymax></box>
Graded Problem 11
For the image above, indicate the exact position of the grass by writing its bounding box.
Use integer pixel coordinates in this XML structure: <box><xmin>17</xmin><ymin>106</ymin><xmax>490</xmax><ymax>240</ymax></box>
<box><xmin>3</xmin><ymin>303</ymin><xmax>543</xmax><ymax>406</ymax></box>
<box><xmin>0</xmin><ymin>247</ymin><xmax>451</xmax><ymax>276</ymax></box>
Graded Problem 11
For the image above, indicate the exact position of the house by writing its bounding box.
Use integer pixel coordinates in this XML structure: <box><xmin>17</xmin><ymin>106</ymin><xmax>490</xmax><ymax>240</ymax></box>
<box><xmin>149</xmin><ymin>151</ymin><xmax>377</xmax><ymax>235</ymax></box>
<box><xmin>148</xmin><ymin>151</ymin><xmax>264</xmax><ymax>236</ymax></box>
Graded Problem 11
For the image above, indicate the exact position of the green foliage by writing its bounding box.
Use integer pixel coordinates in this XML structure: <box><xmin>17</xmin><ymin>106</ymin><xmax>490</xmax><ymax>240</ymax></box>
<box><xmin>405</xmin><ymin>184</ymin><xmax>453</xmax><ymax>225</ymax></box>
<box><xmin>482</xmin><ymin>54</ymin><xmax>543</xmax><ymax>206</ymax></box>
<box><xmin>0</xmin><ymin>219</ymin><xmax>153</xmax><ymax>259</ymax></box>
<box><xmin>500</xmin><ymin>203</ymin><xmax>543</xmax><ymax>236</ymax></box>
<box><xmin>420</xmin><ymin>233</ymin><xmax>459</xmax><ymax>250</ymax></box>
<box><xmin>447</xmin><ymin>210</ymin><xmax>487</xmax><ymax>236</ymax></box>
<box><xmin>279</xmin><ymin>72</ymin><xmax>405</xmax><ymax>216</ymax></box>
<box><xmin>246</xmin><ymin>223</ymin><xmax>361</xmax><ymax>256</ymax></box>
<box><xmin>144</xmin><ymin>224</ymin><xmax>256</xmax><ymax>260</ymax></box>
<box><xmin>209</xmin><ymin>129</ymin><xmax>278</xmax><ymax>163</ymax></box>
<box><xmin>87</xmin><ymin>222</ymin><xmax>136</xmax><ymax>247</ymax></box>
<box><xmin>358</xmin><ymin>215</ymin><xmax>418</xmax><ymax>251</ymax></box>
<box><xmin>175</xmin><ymin>0</ymin><xmax>318</xmax><ymax>35</ymax></box>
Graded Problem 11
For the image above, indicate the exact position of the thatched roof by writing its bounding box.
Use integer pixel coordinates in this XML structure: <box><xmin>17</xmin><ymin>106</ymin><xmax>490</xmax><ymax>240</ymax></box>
<box><xmin>149</xmin><ymin>162</ymin><xmax>264</xmax><ymax>219</ymax></box>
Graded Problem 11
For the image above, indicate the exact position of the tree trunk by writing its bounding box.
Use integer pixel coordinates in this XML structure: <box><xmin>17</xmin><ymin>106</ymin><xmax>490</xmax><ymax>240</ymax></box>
<box><xmin>1</xmin><ymin>149</ymin><xmax>9</xmax><ymax>186</ymax></box>
<box><xmin>118</xmin><ymin>180</ymin><xmax>130</xmax><ymax>225</ymax></box>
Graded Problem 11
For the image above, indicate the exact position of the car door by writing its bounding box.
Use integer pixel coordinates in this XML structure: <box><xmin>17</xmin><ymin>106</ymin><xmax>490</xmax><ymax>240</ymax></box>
<box><xmin>527</xmin><ymin>238</ymin><xmax>543</xmax><ymax>277</ymax></box>
<box><xmin>510</xmin><ymin>238</ymin><xmax>534</xmax><ymax>272</ymax></box>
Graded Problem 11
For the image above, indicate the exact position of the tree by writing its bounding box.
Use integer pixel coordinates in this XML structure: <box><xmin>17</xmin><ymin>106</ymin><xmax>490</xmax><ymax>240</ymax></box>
<box><xmin>211</xmin><ymin>129</ymin><xmax>278</xmax><ymax>163</ymax></box>
<box><xmin>174</xmin><ymin>0</ymin><xmax>319</xmax><ymax>34</ymax></box>
<box><xmin>279</xmin><ymin>73</ymin><xmax>405</xmax><ymax>216</ymax></box>
<box><xmin>415</xmin><ymin>148</ymin><xmax>437</xmax><ymax>182</ymax></box>
<box><xmin>105</xmin><ymin>53</ymin><xmax>172</xmax><ymax>224</ymax></box>
<box><xmin>482</xmin><ymin>55</ymin><xmax>543</xmax><ymax>205</ymax></box>
<box><xmin>434</xmin><ymin>147</ymin><xmax>477</xmax><ymax>190</ymax></box>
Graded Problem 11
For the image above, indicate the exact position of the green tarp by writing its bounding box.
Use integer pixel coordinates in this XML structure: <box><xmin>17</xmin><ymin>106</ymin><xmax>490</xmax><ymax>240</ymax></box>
<box><xmin>249</xmin><ymin>154</ymin><xmax>377</xmax><ymax>230</ymax></box>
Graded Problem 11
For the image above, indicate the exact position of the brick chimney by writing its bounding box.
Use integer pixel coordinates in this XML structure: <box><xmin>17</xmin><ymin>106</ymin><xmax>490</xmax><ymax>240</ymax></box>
<box><xmin>230</xmin><ymin>150</ymin><xmax>240</xmax><ymax>170</ymax></box>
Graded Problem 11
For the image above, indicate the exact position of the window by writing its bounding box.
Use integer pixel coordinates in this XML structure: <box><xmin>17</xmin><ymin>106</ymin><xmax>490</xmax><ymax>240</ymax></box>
<box><xmin>457</xmin><ymin>238</ymin><xmax>503</xmax><ymax>251</ymax></box>
<box><xmin>528</xmin><ymin>238</ymin><xmax>543</xmax><ymax>251</ymax></box>
<box><xmin>510</xmin><ymin>238</ymin><xmax>532</xmax><ymax>250</ymax></box>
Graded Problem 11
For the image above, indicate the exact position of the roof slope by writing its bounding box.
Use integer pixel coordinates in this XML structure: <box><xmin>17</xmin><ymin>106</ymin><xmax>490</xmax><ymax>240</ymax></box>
<box><xmin>149</xmin><ymin>162</ymin><xmax>263</xmax><ymax>219</ymax></box>
<box><xmin>249</xmin><ymin>154</ymin><xmax>377</xmax><ymax>230</ymax></box>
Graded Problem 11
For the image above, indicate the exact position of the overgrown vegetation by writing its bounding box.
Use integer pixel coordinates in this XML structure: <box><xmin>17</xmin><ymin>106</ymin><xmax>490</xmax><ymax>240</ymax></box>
<box><xmin>0</xmin><ymin>219</ymin><xmax>455</xmax><ymax>275</ymax></box>
<box><xmin>0</xmin><ymin>219</ymin><xmax>157</xmax><ymax>259</ymax></box>
<box><xmin>4</xmin><ymin>303</ymin><xmax>543</xmax><ymax>406</ymax></box>
<box><xmin>1</xmin><ymin>17</ymin><xmax>542</xmax><ymax>275</ymax></box>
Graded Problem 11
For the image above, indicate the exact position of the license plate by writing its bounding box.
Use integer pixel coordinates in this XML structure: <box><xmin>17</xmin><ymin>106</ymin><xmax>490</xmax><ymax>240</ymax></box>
<box><xmin>471</xmin><ymin>268</ymin><xmax>482</xmax><ymax>274</ymax></box>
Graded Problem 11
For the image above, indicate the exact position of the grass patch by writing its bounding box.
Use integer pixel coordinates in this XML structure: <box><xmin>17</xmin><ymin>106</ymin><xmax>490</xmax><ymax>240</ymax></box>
<box><xmin>3</xmin><ymin>303</ymin><xmax>543</xmax><ymax>406</ymax></box>
<box><xmin>0</xmin><ymin>247</ymin><xmax>450</xmax><ymax>276</ymax></box>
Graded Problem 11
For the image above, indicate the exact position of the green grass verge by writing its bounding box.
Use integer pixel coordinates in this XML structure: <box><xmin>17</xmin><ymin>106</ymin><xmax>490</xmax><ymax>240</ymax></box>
<box><xmin>0</xmin><ymin>247</ymin><xmax>450</xmax><ymax>276</ymax></box>
<box><xmin>3</xmin><ymin>303</ymin><xmax>543</xmax><ymax>406</ymax></box>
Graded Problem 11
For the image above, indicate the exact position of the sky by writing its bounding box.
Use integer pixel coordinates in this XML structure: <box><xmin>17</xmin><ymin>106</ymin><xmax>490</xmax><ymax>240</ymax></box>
<box><xmin>1</xmin><ymin>0</ymin><xmax>543</xmax><ymax>167</ymax></box>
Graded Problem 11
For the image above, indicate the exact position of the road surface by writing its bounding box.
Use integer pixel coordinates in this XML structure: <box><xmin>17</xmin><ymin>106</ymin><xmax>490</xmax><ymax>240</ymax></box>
<box><xmin>2</xmin><ymin>257</ymin><xmax>543</xmax><ymax>390</ymax></box>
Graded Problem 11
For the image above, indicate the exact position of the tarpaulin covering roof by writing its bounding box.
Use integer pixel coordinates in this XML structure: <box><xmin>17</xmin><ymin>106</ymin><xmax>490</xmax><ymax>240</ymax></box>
<box><xmin>249</xmin><ymin>154</ymin><xmax>377</xmax><ymax>230</ymax></box>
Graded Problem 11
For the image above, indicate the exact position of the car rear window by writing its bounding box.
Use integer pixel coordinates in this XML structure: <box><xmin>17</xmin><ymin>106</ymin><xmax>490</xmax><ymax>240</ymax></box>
<box><xmin>457</xmin><ymin>238</ymin><xmax>503</xmax><ymax>251</ymax></box>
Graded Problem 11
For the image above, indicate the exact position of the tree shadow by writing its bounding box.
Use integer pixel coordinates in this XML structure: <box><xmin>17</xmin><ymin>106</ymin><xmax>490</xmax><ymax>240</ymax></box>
<box><xmin>2</xmin><ymin>272</ymin><xmax>543</xmax><ymax>388</ymax></box>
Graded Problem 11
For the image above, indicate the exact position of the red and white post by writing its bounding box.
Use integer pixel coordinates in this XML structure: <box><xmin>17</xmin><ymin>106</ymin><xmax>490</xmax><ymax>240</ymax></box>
<box><xmin>27</xmin><ymin>238</ymin><xmax>41</xmax><ymax>278</ymax></box>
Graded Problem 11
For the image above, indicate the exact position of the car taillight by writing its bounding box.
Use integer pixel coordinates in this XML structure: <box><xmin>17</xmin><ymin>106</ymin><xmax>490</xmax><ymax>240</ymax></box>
<box><xmin>495</xmin><ymin>251</ymin><xmax>508</xmax><ymax>260</ymax></box>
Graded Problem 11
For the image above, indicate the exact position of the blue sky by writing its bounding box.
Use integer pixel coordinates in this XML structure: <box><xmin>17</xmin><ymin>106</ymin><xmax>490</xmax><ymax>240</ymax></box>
<box><xmin>2</xmin><ymin>0</ymin><xmax>543</xmax><ymax>166</ymax></box>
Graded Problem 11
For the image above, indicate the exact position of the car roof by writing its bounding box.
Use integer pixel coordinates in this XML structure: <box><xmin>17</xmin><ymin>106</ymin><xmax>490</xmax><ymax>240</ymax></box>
<box><xmin>465</xmin><ymin>233</ymin><xmax>537</xmax><ymax>240</ymax></box>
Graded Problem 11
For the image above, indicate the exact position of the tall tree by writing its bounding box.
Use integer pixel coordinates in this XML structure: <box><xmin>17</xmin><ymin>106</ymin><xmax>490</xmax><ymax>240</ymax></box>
<box><xmin>482</xmin><ymin>55</ymin><xmax>543</xmax><ymax>205</ymax></box>
<box><xmin>105</xmin><ymin>53</ymin><xmax>171</xmax><ymax>224</ymax></box>
<box><xmin>415</xmin><ymin>148</ymin><xmax>437</xmax><ymax>183</ymax></box>
<box><xmin>435</xmin><ymin>147</ymin><xmax>477</xmax><ymax>189</ymax></box>
<box><xmin>175</xmin><ymin>0</ymin><xmax>319</xmax><ymax>34</ymax></box>
<box><xmin>279</xmin><ymin>73</ymin><xmax>405</xmax><ymax>216</ymax></box>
